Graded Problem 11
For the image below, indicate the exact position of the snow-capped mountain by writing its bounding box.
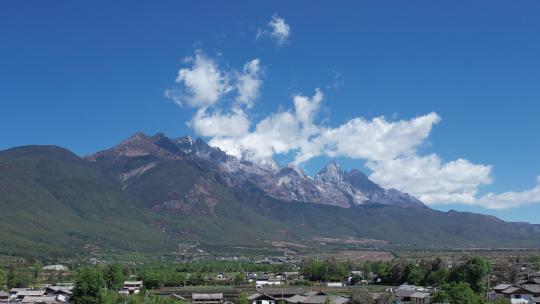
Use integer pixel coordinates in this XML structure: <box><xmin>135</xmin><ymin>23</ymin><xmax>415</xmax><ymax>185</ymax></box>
<box><xmin>87</xmin><ymin>132</ymin><xmax>424</xmax><ymax>208</ymax></box>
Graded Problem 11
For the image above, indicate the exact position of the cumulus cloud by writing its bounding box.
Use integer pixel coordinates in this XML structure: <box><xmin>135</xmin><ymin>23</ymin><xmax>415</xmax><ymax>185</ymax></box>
<box><xmin>367</xmin><ymin>154</ymin><xmax>493</xmax><ymax>205</ymax></box>
<box><xmin>257</xmin><ymin>15</ymin><xmax>291</xmax><ymax>46</ymax></box>
<box><xmin>210</xmin><ymin>110</ymin><xmax>299</xmax><ymax>159</ymax></box>
<box><xmin>314</xmin><ymin>113</ymin><xmax>441</xmax><ymax>162</ymax></box>
<box><xmin>235</xmin><ymin>59</ymin><xmax>262</xmax><ymax>108</ymax></box>
<box><xmin>195</xmin><ymin>87</ymin><xmax>540</xmax><ymax>210</ymax></box>
<box><xmin>166</xmin><ymin>51</ymin><xmax>262</xmax><ymax>111</ymax></box>
<box><xmin>365</xmin><ymin>154</ymin><xmax>540</xmax><ymax>210</ymax></box>
<box><xmin>166</xmin><ymin>51</ymin><xmax>232</xmax><ymax>108</ymax></box>
<box><xmin>189</xmin><ymin>108</ymin><xmax>250</xmax><ymax>138</ymax></box>
<box><xmin>476</xmin><ymin>177</ymin><xmax>540</xmax><ymax>210</ymax></box>
<box><xmin>166</xmin><ymin>51</ymin><xmax>540</xmax><ymax>210</ymax></box>
<box><xmin>203</xmin><ymin>88</ymin><xmax>442</xmax><ymax>167</ymax></box>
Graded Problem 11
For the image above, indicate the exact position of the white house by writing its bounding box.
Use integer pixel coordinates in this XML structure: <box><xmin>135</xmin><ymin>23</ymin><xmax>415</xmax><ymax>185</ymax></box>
<box><xmin>256</xmin><ymin>277</ymin><xmax>283</xmax><ymax>288</ymax></box>
<box><xmin>119</xmin><ymin>281</ymin><xmax>143</xmax><ymax>294</ymax></box>
<box><xmin>248</xmin><ymin>293</ymin><xmax>277</xmax><ymax>304</ymax></box>
<box><xmin>42</xmin><ymin>265</ymin><xmax>69</xmax><ymax>272</ymax></box>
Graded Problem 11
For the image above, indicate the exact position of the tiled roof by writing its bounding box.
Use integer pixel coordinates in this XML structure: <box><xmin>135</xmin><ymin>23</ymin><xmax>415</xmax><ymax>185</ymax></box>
<box><xmin>300</xmin><ymin>295</ymin><xmax>348</xmax><ymax>304</ymax></box>
<box><xmin>21</xmin><ymin>296</ymin><xmax>58</xmax><ymax>303</ymax></box>
<box><xmin>17</xmin><ymin>291</ymin><xmax>46</xmax><ymax>297</ymax></box>
<box><xmin>192</xmin><ymin>293</ymin><xmax>224</xmax><ymax>300</ymax></box>
<box><xmin>260</xmin><ymin>288</ymin><xmax>306</xmax><ymax>297</ymax></box>
<box><xmin>493</xmin><ymin>283</ymin><xmax>513</xmax><ymax>290</ymax></box>
<box><xmin>523</xmin><ymin>284</ymin><xmax>540</xmax><ymax>294</ymax></box>
<box><xmin>502</xmin><ymin>286</ymin><xmax>521</xmax><ymax>294</ymax></box>
<box><xmin>249</xmin><ymin>293</ymin><xmax>277</xmax><ymax>301</ymax></box>
<box><xmin>410</xmin><ymin>292</ymin><xmax>430</xmax><ymax>299</ymax></box>
<box><xmin>287</xmin><ymin>295</ymin><xmax>307</xmax><ymax>303</ymax></box>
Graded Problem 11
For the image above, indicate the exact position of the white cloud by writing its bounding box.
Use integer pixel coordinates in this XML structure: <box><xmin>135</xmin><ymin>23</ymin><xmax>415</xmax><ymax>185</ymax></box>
<box><xmin>191</xmin><ymin>87</ymin><xmax>540</xmax><ymax>210</ymax></box>
<box><xmin>293</xmin><ymin>88</ymin><xmax>323</xmax><ymax>130</ymax></box>
<box><xmin>202</xmin><ymin>88</ymin><xmax>442</xmax><ymax>169</ymax></box>
<box><xmin>170</xmin><ymin>51</ymin><xmax>232</xmax><ymax>108</ymax></box>
<box><xmin>365</xmin><ymin>151</ymin><xmax>540</xmax><ymax>210</ymax></box>
<box><xmin>166</xmin><ymin>51</ymin><xmax>262</xmax><ymax>112</ymax></box>
<box><xmin>208</xmin><ymin>89</ymin><xmax>322</xmax><ymax>160</ymax></box>
<box><xmin>235</xmin><ymin>59</ymin><xmax>262</xmax><ymax>108</ymax></box>
<box><xmin>189</xmin><ymin>108</ymin><xmax>250</xmax><ymax>138</ymax></box>
<box><xmin>475</xmin><ymin>177</ymin><xmax>540</xmax><ymax>210</ymax></box>
<box><xmin>211</xmin><ymin>111</ymin><xmax>298</xmax><ymax>159</ymax></box>
<box><xmin>313</xmin><ymin>112</ymin><xmax>441</xmax><ymax>162</ymax></box>
<box><xmin>257</xmin><ymin>15</ymin><xmax>291</xmax><ymax>46</ymax></box>
<box><xmin>166</xmin><ymin>52</ymin><xmax>540</xmax><ymax>210</ymax></box>
<box><xmin>366</xmin><ymin>154</ymin><xmax>493</xmax><ymax>205</ymax></box>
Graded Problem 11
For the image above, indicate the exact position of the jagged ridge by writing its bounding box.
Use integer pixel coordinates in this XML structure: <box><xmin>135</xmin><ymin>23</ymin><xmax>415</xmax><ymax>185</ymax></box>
<box><xmin>87</xmin><ymin>132</ymin><xmax>424</xmax><ymax>209</ymax></box>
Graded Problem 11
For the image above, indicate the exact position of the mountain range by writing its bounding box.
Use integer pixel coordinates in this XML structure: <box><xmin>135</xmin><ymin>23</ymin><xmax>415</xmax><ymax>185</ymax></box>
<box><xmin>87</xmin><ymin>132</ymin><xmax>424</xmax><ymax>210</ymax></box>
<box><xmin>2</xmin><ymin>132</ymin><xmax>540</xmax><ymax>258</ymax></box>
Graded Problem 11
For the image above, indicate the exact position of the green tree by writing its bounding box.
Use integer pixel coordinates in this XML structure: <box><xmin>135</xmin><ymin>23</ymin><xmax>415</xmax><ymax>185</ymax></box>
<box><xmin>430</xmin><ymin>283</ymin><xmax>481</xmax><ymax>304</ymax></box>
<box><xmin>185</xmin><ymin>272</ymin><xmax>204</xmax><ymax>286</ymax></box>
<box><xmin>385</xmin><ymin>260</ymin><xmax>406</xmax><ymax>284</ymax></box>
<box><xmin>72</xmin><ymin>267</ymin><xmax>106</xmax><ymax>304</ymax></box>
<box><xmin>0</xmin><ymin>268</ymin><xmax>6</xmax><ymax>289</ymax></box>
<box><xmin>350</xmin><ymin>288</ymin><xmax>374</xmax><ymax>304</ymax></box>
<box><xmin>164</xmin><ymin>271</ymin><xmax>185</xmax><ymax>287</ymax></box>
<box><xmin>430</xmin><ymin>290</ymin><xmax>449</xmax><ymax>304</ymax></box>
<box><xmin>448</xmin><ymin>256</ymin><xmax>490</xmax><ymax>293</ymax></box>
<box><xmin>403</xmin><ymin>264</ymin><xmax>424</xmax><ymax>285</ymax></box>
<box><xmin>7</xmin><ymin>267</ymin><xmax>30</xmax><ymax>288</ymax></box>
<box><xmin>234</xmin><ymin>273</ymin><xmax>245</xmax><ymax>285</ymax></box>
<box><xmin>104</xmin><ymin>264</ymin><xmax>125</xmax><ymax>291</ymax></box>
<box><xmin>301</xmin><ymin>258</ymin><xmax>349</xmax><ymax>282</ymax></box>
<box><xmin>141</xmin><ymin>271</ymin><xmax>164</xmax><ymax>289</ymax></box>
<box><xmin>530</xmin><ymin>256</ymin><xmax>540</xmax><ymax>271</ymax></box>
<box><xmin>236</xmin><ymin>292</ymin><xmax>248</xmax><ymax>304</ymax></box>
<box><xmin>425</xmin><ymin>268</ymin><xmax>448</xmax><ymax>286</ymax></box>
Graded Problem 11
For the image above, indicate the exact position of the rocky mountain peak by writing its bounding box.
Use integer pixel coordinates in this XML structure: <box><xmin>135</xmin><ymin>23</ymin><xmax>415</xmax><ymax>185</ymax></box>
<box><xmin>345</xmin><ymin>169</ymin><xmax>380</xmax><ymax>192</ymax></box>
<box><xmin>87</xmin><ymin>132</ymin><xmax>161</xmax><ymax>161</ymax></box>
<box><xmin>193</xmin><ymin>137</ymin><xmax>211</xmax><ymax>152</ymax></box>
<box><xmin>123</xmin><ymin>131</ymin><xmax>152</xmax><ymax>144</ymax></box>
<box><xmin>87</xmin><ymin>133</ymin><xmax>425</xmax><ymax>209</ymax></box>
<box><xmin>258</xmin><ymin>158</ymin><xmax>279</xmax><ymax>172</ymax></box>
<box><xmin>175</xmin><ymin>135</ymin><xmax>193</xmax><ymax>144</ymax></box>
<box><xmin>150</xmin><ymin>133</ymin><xmax>181</xmax><ymax>154</ymax></box>
<box><xmin>174</xmin><ymin>136</ymin><xmax>194</xmax><ymax>153</ymax></box>
<box><xmin>192</xmin><ymin>138</ymin><xmax>230</xmax><ymax>163</ymax></box>
<box><xmin>278</xmin><ymin>164</ymin><xmax>306</xmax><ymax>178</ymax></box>
<box><xmin>315</xmin><ymin>161</ymin><xmax>345</xmax><ymax>184</ymax></box>
<box><xmin>240</xmin><ymin>150</ymin><xmax>279</xmax><ymax>172</ymax></box>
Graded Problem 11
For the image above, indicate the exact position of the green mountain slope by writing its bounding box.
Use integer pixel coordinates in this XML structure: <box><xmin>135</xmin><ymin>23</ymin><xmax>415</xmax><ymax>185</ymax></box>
<box><xmin>0</xmin><ymin>146</ymin><xmax>172</xmax><ymax>258</ymax></box>
<box><xmin>92</xmin><ymin>146</ymin><xmax>540</xmax><ymax>251</ymax></box>
<box><xmin>1</xmin><ymin>143</ymin><xmax>540</xmax><ymax>258</ymax></box>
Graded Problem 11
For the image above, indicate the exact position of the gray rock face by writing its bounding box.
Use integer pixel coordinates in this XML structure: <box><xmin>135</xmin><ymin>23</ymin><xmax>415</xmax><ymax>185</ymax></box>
<box><xmin>312</xmin><ymin>161</ymin><xmax>424</xmax><ymax>208</ymax></box>
<box><xmin>87</xmin><ymin>132</ymin><xmax>424</xmax><ymax>208</ymax></box>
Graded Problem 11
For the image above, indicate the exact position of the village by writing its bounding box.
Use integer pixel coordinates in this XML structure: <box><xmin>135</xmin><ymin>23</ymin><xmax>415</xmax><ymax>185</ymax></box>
<box><xmin>2</xmin><ymin>255</ymin><xmax>540</xmax><ymax>304</ymax></box>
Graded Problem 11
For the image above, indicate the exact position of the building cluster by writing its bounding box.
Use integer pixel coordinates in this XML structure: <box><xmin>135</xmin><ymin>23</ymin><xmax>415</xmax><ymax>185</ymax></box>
<box><xmin>0</xmin><ymin>285</ymin><xmax>73</xmax><ymax>304</ymax></box>
<box><xmin>392</xmin><ymin>284</ymin><xmax>432</xmax><ymax>304</ymax></box>
<box><xmin>11</xmin><ymin>268</ymin><xmax>540</xmax><ymax>304</ymax></box>
<box><xmin>245</xmin><ymin>272</ymin><xmax>301</xmax><ymax>288</ymax></box>
<box><xmin>490</xmin><ymin>271</ymin><xmax>540</xmax><ymax>304</ymax></box>
<box><xmin>248</xmin><ymin>286</ymin><xmax>430</xmax><ymax>304</ymax></box>
<box><xmin>118</xmin><ymin>281</ymin><xmax>144</xmax><ymax>295</ymax></box>
<box><xmin>248</xmin><ymin>288</ymin><xmax>350</xmax><ymax>304</ymax></box>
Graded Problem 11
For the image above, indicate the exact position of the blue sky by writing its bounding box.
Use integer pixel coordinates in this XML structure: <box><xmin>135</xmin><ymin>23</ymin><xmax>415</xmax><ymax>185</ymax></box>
<box><xmin>1</xmin><ymin>1</ymin><xmax>540</xmax><ymax>222</ymax></box>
